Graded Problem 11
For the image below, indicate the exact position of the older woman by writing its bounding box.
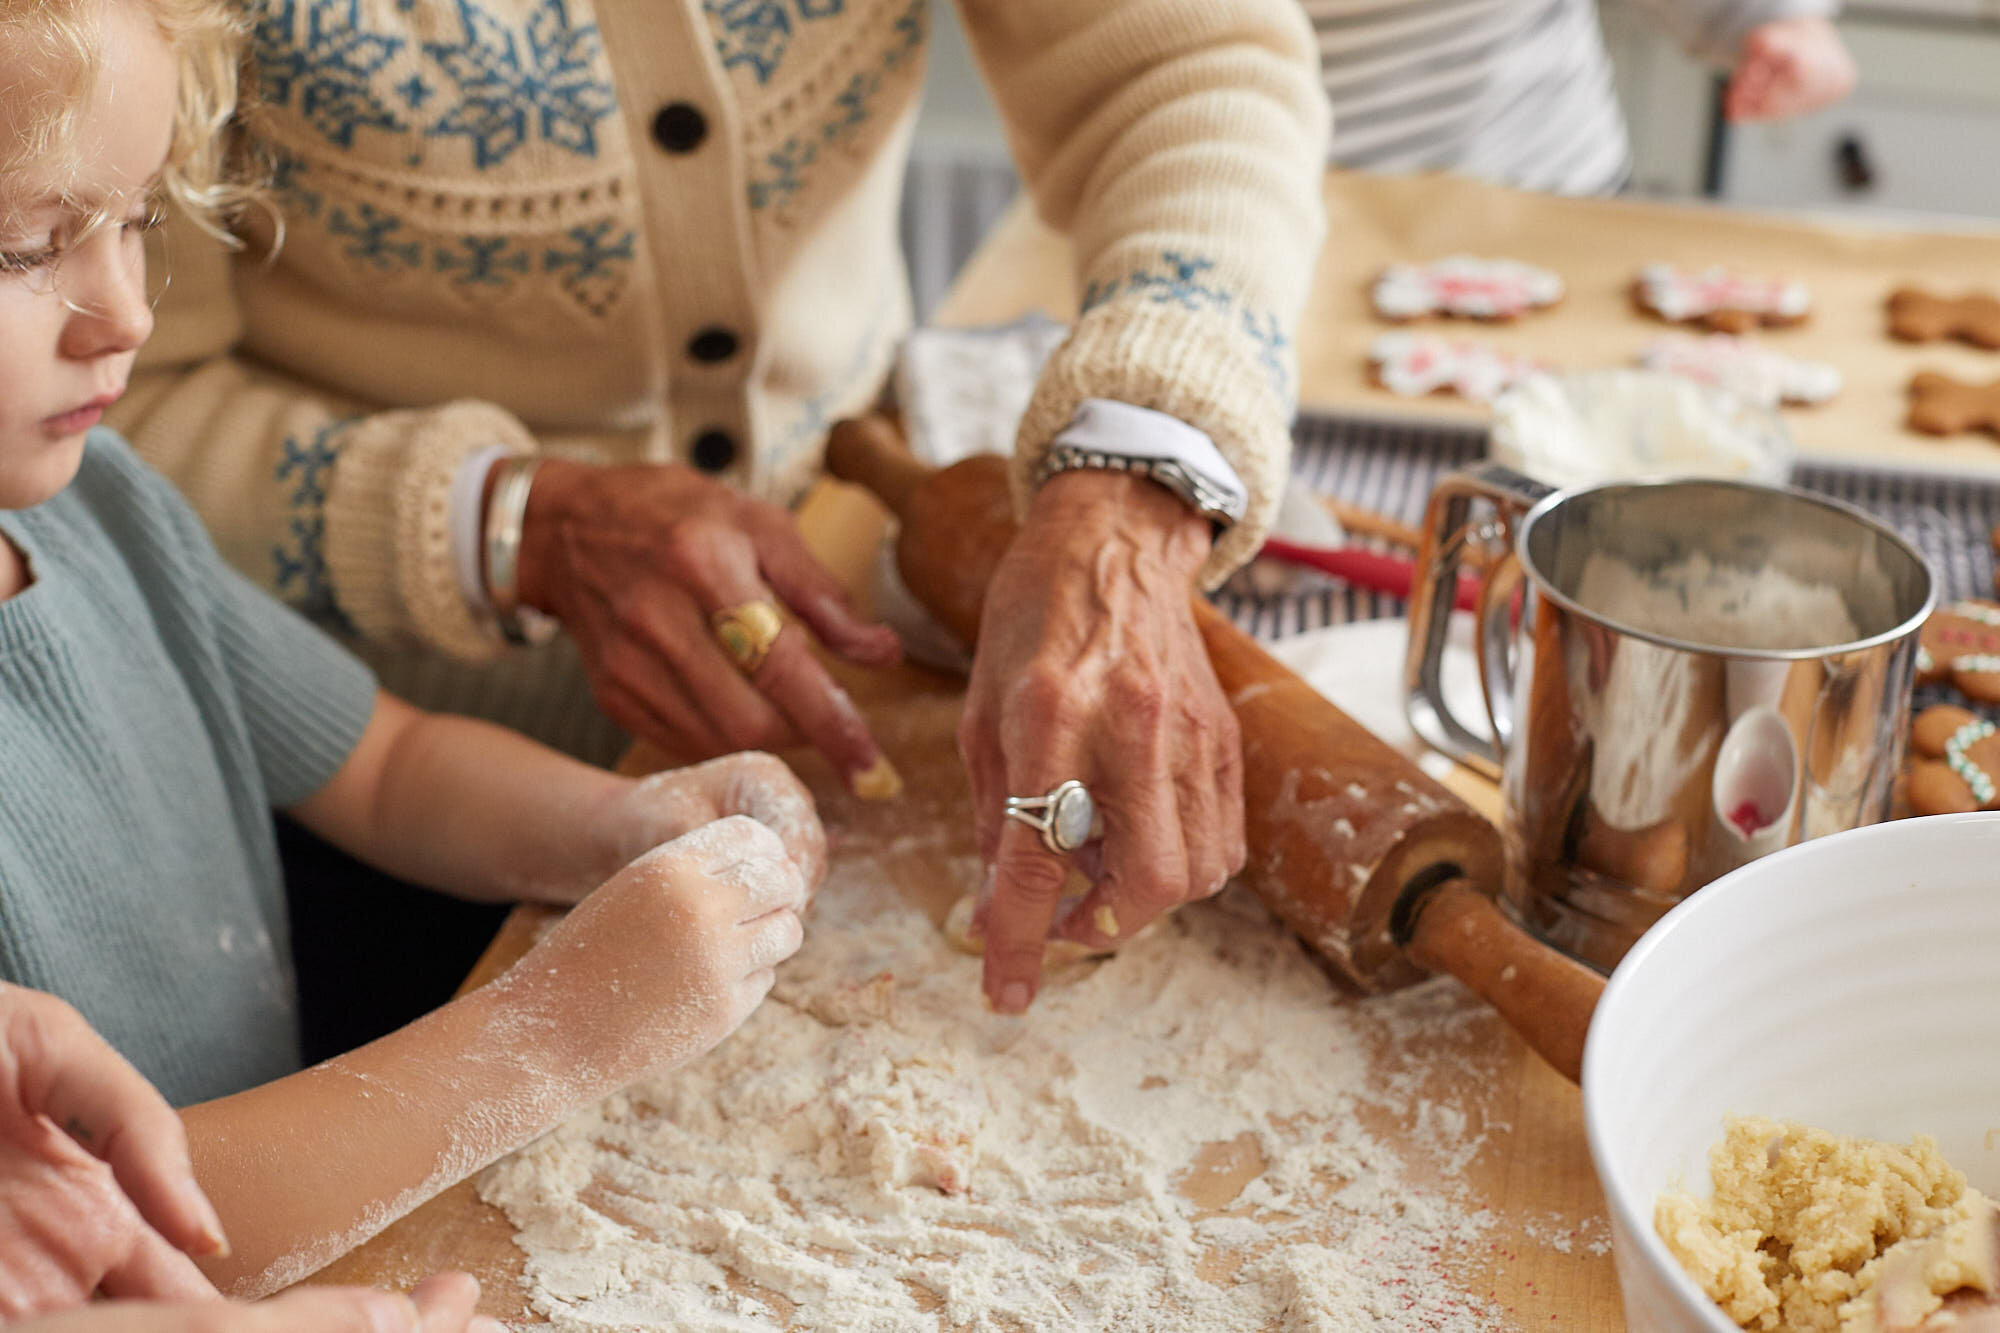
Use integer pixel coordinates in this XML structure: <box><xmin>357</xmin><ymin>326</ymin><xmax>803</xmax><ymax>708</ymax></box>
<box><xmin>115</xmin><ymin>0</ymin><xmax>1329</xmax><ymax>1016</ymax></box>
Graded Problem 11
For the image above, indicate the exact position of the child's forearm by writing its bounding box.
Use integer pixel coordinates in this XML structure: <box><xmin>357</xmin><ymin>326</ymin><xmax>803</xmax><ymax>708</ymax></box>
<box><xmin>290</xmin><ymin>692</ymin><xmax>630</xmax><ymax>903</ymax></box>
<box><xmin>180</xmin><ymin>959</ymin><xmax>614</xmax><ymax>1297</ymax></box>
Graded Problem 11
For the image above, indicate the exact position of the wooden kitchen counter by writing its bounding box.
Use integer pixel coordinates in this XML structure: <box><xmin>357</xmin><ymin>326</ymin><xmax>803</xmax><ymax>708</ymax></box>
<box><xmin>313</xmin><ymin>169</ymin><xmax>2000</xmax><ymax>1327</ymax></box>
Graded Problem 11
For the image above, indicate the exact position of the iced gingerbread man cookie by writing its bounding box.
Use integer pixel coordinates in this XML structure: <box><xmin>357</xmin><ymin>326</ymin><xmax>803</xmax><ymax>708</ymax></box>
<box><xmin>1371</xmin><ymin>255</ymin><xmax>1564</xmax><ymax>322</ymax></box>
<box><xmin>1633</xmin><ymin>263</ymin><xmax>1811</xmax><ymax>334</ymax></box>
<box><xmin>1915</xmin><ymin>599</ymin><xmax>2000</xmax><ymax>699</ymax></box>
<box><xmin>1907</xmin><ymin>704</ymin><xmax>2000</xmax><ymax>816</ymax></box>
<box><xmin>1367</xmin><ymin>331</ymin><xmax>1551</xmax><ymax>403</ymax></box>
<box><xmin>1636</xmin><ymin>332</ymin><xmax>1841</xmax><ymax>407</ymax></box>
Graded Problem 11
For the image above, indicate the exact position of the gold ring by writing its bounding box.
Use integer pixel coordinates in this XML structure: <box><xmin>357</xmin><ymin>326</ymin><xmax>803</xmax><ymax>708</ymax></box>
<box><xmin>711</xmin><ymin>600</ymin><xmax>785</xmax><ymax>675</ymax></box>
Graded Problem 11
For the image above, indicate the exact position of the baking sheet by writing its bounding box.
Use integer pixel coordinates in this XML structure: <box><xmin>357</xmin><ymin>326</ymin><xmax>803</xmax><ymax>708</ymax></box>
<box><xmin>1217</xmin><ymin>409</ymin><xmax>2000</xmax><ymax>639</ymax></box>
<box><xmin>1297</xmin><ymin>171</ymin><xmax>2000</xmax><ymax>475</ymax></box>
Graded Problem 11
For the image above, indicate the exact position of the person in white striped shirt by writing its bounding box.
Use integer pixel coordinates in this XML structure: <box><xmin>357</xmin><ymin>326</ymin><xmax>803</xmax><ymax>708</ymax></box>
<box><xmin>1302</xmin><ymin>0</ymin><xmax>1855</xmax><ymax>196</ymax></box>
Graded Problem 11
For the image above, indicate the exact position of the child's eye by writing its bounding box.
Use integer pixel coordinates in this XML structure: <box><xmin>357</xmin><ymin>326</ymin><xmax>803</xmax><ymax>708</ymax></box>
<box><xmin>124</xmin><ymin>197</ymin><xmax>167</xmax><ymax>235</ymax></box>
<box><xmin>0</xmin><ymin>244</ymin><xmax>59</xmax><ymax>276</ymax></box>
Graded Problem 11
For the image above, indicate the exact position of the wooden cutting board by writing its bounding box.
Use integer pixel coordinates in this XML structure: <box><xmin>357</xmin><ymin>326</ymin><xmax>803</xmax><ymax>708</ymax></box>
<box><xmin>312</xmin><ymin>681</ymin><xmax>1624</xmax><ymax>1327</ymax></box>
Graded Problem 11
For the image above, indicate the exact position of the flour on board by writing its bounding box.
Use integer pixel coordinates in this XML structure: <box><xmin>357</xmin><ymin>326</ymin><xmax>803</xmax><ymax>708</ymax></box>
<box><xmin>479</xmin><ymin>839</ymin><xmax>1509</xmax><ymax>1331</ymax></box>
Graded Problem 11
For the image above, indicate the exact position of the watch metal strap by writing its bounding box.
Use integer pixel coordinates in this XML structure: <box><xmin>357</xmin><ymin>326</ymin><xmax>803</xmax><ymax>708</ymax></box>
<box><xmin>1039</xmin><ymin>443</ymin><xmax>1244</xmax><ymax>528</ymax></box>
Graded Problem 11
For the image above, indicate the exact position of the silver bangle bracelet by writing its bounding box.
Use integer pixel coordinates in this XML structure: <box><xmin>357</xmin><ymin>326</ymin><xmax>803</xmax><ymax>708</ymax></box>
<box><xmin>482</xmin><ymin>456</ymin><xmax>550</xmax><ymax>646</ymax></box>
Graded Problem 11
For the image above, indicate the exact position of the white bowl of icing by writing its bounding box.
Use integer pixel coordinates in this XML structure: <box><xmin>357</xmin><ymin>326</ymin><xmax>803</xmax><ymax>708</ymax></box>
<box><xmin>1489</xmin><ymin>368</ymin><xmax>1795</xmax><ymax>491</ymax></box>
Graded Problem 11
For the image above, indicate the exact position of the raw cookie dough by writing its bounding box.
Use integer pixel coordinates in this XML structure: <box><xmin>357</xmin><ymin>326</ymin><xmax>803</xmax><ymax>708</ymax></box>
<box><xmin>940</xmin><ymin>893</ymin><xmax>1110</xmax><ymax>968</ymax></box>
<box><xmin>1657</xmin><ymin>1116</ymin><xmax>1999</xmax><ymax>1332</ymax></box>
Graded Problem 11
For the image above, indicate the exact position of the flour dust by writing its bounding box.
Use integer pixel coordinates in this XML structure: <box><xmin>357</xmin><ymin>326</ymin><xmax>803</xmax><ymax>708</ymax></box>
<box><xmin>479</xmin><ymin>833</ymin><xmax>1511</xmax><ymax>1331</ymax></box>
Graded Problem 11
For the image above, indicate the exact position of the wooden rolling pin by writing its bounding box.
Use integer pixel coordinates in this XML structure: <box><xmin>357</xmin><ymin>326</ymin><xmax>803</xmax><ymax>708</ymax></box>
<box><xmin>825</xmin><ymin>413</ymin><xmax>1605</xmax><ymax>1082</ymax></box>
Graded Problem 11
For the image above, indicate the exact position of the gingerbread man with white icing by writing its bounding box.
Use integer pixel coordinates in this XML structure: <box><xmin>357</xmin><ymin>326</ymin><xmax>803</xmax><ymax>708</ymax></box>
<box><xmin>1368</xmin><ymin>331</ymin><xmax>1551</xmax><ymax>402</ymax></box>
<box><xmin>1907</xmin><ymin>704</ymin><xmax>2000</xmax><ymax>815</ymax></box>
<box><xmin>1634</xmin><ymin>263</ymin><xmax>1811</xmax><ymax>334</ymax></box>
<box><xmin>1372</xmin><ymin>255</ymin><xmax>1564</xmax><ymax>322</ymax></box>
<box><xmin>1915</xmin><ymin>599</ymin><xmax>2000</xmax><ymax>702</ymax></box>
<box><xmin>1637</xmin><ymin>332</ymin><xmax>1841</xmax><ymax>407</ymax></box>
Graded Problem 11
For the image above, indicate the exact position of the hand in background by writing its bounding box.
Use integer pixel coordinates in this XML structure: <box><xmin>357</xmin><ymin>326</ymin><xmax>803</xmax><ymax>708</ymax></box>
<box><xmin>590</xmin><ymin>752</ymin><xmax>828</xmax><ymax>893</ymax></box>
<box><xmin>0</xmin><ymin>985</ymin><xmax>225</xmax><ymax>1316</ymax></box>
<box><xmin>515</xmin><ymin>459</ymin><xmax>902</xmax><ymax>797</ymax></box>
<box><xmin>15</xmin><ymin>1271</ymin><xmax>504</xmax><ymax>1332</ymax></box>
<box><xmin>1725</xmin><ymin>17</ymin><xmax>1857</xmax><ymax>123</ymax></box>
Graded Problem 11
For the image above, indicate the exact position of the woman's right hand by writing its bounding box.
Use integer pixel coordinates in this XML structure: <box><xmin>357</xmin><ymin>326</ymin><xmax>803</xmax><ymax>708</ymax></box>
<box><xmin>513</xmin><ymin>459</ymin><xmax>903</xmax><ymax>797</ymax></box>
<box><xmin>523</xmin><ymin>815</ymin><xmax>810</xmax><ymax>1083</ymax></box>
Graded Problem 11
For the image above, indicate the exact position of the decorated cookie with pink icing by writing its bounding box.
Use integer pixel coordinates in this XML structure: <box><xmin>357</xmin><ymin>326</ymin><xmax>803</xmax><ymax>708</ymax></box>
<box><xmin>1915</xmin><ymin>599</ymin><xmax>2000</xmax><ymax>701</ymax></box>
<box><xmin>1634</xmin><ymin>263</ymin><xmax>1811</xmax><ymax>334</ymax></box>
<box><xmin>1637</xmin><ymin>332</ymin><xmax>1842</xmax><ymax>407</ymax></box>
<box><xmin>1367</xmin><ymin>331</ymin><xmax>1552</xmax><ymax>402</ymax></box>
<box><xmin>1371</xmin><ymin>255</ymin><xmax>1565</xmax><ymax>322</ymax></box>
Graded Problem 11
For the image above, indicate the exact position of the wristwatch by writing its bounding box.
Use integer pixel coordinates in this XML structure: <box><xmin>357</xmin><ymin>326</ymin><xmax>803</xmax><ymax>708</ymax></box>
<box><xmin>1035</xmin><ymin>399</ymin><xmax>1249</xmax><ymax>529</ymax></box>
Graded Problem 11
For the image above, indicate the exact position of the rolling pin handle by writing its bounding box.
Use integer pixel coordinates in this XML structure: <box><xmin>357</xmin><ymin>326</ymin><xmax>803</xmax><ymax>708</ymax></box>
<box><xmin>825</xmin><ymin>414</ymin><xmax>926</xmax><ymax>519</ymax></box>
<box><xmin>1399</xmin><ymin>877</ymin><xmax>1605</xmax><ymax>1084</ymax></box>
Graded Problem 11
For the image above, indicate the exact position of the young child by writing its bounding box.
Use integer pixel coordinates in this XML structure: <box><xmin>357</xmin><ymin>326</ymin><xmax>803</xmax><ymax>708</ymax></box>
<box><xmin>0</xmin><ymin>0</ymin><xmax>822</xmax><ymax>1298</ymax></box>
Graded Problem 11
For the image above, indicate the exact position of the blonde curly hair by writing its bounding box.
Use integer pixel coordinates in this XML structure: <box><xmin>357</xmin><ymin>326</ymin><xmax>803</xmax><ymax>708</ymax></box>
<box><xmin>0</xmin><ymin>0</ymin><xmax>243</xmax><ymax>234</ymax></box>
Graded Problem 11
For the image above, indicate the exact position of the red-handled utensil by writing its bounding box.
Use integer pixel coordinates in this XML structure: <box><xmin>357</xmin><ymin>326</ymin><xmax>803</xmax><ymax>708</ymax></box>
<box><xmin>1258</xmin><ymin>535</ymin><xmax>1481</xmax><ymax>613</ymax></box>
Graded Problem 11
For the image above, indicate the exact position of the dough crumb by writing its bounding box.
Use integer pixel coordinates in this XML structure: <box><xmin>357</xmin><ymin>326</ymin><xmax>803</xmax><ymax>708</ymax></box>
<box><xmin>1657</xmin><ymin>1116</ymin><xmax>1999</xmax><ymax>1332</ymax></box>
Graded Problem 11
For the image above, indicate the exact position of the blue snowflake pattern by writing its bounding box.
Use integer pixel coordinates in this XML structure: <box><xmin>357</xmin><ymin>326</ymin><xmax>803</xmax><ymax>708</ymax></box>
<box><xmin>271</xmin><ymin>422</ymin><xmax>356</xmax><ymax>633</ymax></box>
<box><xmin>434</xmin><ymin>236</ymin><xmax>534</xmax><ymax>289</ymax></box>
<box><xmin>251</xmin><ymin>0</ymin><xmax>408</xmax><ymax>148</ymax></box>
<box><xmin>704</xmin><ymin>0</ymin><xmax>847</xmax><ymax>85</ymax></box>
<box><xmin>1240</xmin><ymin>309</ymin><xmax>1295</xmax><ymax>408</ymax></box>
<box><xmin>1082</xmin><ymin>252</ymin><xmax>1295</xmax><ymax>405</ymax></box>
<box><xmin>543</xmin><ymin>223</ymin><xmax>636</xmax><ymax>309</ymax></box>
<box><xmin>747</xmin><ymin>137</ymin><xmax>819</xmax><ymax>211</ymax></box>
<box><xmin>325</xmin><ymin>204</ymin><xmax>423</xmax><ymax>271</ymax></box>
<box><xmin>268</xmin><ymin>151</ymin><xmax>324</xmax><ymax>219</ymax></box>
<box><xmin>744</xmin><ymin>0</ymin><xmax>924</xmax><ymax>212</ymax></box>
<box><xmin>425</xmin><ymin>0</ymin><xmax>617</xmax><ymax>168</ymax></box>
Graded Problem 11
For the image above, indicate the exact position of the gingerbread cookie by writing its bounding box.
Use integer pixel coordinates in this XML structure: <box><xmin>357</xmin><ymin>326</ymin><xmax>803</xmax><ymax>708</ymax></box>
<box><xmin>1887</xmin><ymin>288</ymin><xmax>2000</xmax><ymax>350</ymax></box>
<box><xmin>1372</xmin><ymin>255</ymin><xmax>1564</xmax><ymax>322</ymax></box>
<box><xmin>1633</xmin><ymin>263</ymin><xmax>1810</xmax><ymax>334</ymax></box>
<box><xmin>1906</xmin><ymin>703</ymin><xmax>2000</xmax><ymax>815</ymax></box>
<box><xmin>1367</xmin><ymin>332</ymin><xmax>1551</xmax><ymax>402</ymax></box>
<box><xmin>1906</xmin><ymin>372</ymin><xmax>2000</xmax><ymax>441</ymax></box>
<box><xmin>1637</xmin><ymin>332</ymin><xmax>1841</xmax><ymax>407</ymax></box>
<box><xmin>1915</xmin><ymin>599</ymin><xmax>2000</xmax><ymax>698</ymax></box>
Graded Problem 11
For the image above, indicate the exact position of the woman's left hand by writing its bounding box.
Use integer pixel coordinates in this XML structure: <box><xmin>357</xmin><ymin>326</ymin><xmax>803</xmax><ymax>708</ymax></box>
<box><xmin>957</xmin><ymin>470</ymin><xmax>1247</xmax><ymax>1014</ymax></box>
<box><xmin>1725</xmin><ymin>17</ymin><xmax>1856</xmax><ymax>123</ymax></box>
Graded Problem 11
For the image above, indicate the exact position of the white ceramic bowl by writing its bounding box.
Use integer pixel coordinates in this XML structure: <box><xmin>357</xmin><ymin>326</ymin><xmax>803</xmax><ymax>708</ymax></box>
<box><xmin>1582</xmin><ymin>812</ymin><xmax>2000</xmax><ymax>1333</ymax></box>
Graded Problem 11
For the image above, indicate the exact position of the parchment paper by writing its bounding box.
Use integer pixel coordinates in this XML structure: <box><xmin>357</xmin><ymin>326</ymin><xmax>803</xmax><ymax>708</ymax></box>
<box><xmin>1299</xmin><ymin>171</ymin><xmax>2000</xmax><ymax>474</ymax></box>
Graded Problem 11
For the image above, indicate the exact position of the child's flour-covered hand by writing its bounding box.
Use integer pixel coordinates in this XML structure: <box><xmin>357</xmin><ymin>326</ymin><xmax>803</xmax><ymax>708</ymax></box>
<box><xmin>522</xmin><ymin>815</ymin><xmax>810</xmax><ymax>1081</ymax></box>
<box><xmin>592</xmin><ymin>753</ymin><xmax>828</xmax><ymax>894</ymax></box>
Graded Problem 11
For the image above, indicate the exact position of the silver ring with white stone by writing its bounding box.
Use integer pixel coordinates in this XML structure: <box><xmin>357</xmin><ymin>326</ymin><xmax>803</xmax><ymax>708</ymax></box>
<box><xmin>1003</xmin><ymin>780</ymin><xmax>1096</xmax><ymax>856</ymax></box>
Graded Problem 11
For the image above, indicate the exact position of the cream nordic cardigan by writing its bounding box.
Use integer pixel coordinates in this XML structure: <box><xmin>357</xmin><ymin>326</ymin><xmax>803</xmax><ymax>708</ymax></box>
<box><xmin>117</xmin><ymin>0</ymin><xmax>1328</xmax><ymax>673</ymax></box>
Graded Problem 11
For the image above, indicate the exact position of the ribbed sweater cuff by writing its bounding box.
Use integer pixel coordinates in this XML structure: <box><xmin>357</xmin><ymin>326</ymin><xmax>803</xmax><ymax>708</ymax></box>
<box><xmin>1010</xmin><ymin>301</ymin><xmax>1291</xmax><ymax>589</ymax></box>
<box><xmin>324</xmin><ymin>401</ymin><xmax>537</xmax><ymax>663</ymax></box>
